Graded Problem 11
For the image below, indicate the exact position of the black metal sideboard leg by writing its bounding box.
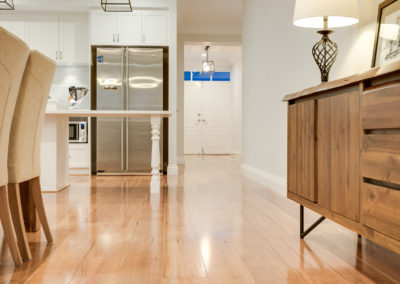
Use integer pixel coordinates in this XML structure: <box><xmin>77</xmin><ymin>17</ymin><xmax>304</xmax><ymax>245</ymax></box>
<box><xmin>300</xmin><ymin>205</ymin><xmax>326</xmax><ymax>239</ymax></box>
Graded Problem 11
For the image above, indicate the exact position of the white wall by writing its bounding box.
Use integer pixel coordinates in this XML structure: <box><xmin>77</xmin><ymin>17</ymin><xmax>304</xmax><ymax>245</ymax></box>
<box><xmin>241</xmin><ymin>0</ymin><xmax>380</xmax><ymax>193</ymax></box>
<box><xmin>168</xmin><ymin>0</ymin><xmax>179</xmax><ymax>175</ymax></box>
<box><xmin>177</xmin><ymin>35</ymin><xmax>185</xmax><ymax>164</ymax></box>
<box><xmin>231</xmin><ymin>57</ymin><xmax>242</xmax><ymax>154</ymax></box>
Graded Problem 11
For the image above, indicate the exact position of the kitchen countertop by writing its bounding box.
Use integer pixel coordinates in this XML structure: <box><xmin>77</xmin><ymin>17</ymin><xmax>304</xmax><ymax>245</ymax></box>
<box><xmin>46</xmin><ymin>109</ymin><xmax>172</xmax><ymax>117</ymax></box>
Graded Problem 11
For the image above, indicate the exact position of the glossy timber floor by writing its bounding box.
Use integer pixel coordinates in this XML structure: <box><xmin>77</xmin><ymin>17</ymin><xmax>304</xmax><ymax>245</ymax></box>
<box><xmin>0</xmin><ymin>155</ymin><xmax>400</xmax><ymax>283</ymax></box>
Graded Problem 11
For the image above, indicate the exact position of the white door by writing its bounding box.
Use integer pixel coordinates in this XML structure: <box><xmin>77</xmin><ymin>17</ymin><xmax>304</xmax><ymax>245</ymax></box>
<box><xmin>117</xmin><ymin>12</ymin><xmax>142</xmax><ymax>45</ymax></box>
<box><xmin>184</xmin><ymin>82</ymin><xmax>203</xmax><ymax>154</ymax></box>
<box><xmin>184</xmin><ymin>81</ymin><xmax>232</xmax><ymax>154</ymax></box>
<box><xmin>27</xmin><ymin>15</ymin><xmax>59</xmax><ymax>61</ymax></box>
<box><xmin>142</xmin><ymin>11</ymin><xmax>168</xmax><ymax>46</ymax></box>
<box><xmin>0</xmin><ymin>13</ymin><xmax>26</xmax><ymax>40</ymax></box>
<box><xmin>202</xmin><ymin>82</ymin><xmax>231</xmax><ymax>154</ymax></box>
<box><xmin>91</xmin><ymin>11</ymin><xmax>116</xmax><ymax>45</ymax></box>
<box><xmin>59</xmin><ymin>14</ymin><xmax>89</xmax><ymax>64</ymax></box>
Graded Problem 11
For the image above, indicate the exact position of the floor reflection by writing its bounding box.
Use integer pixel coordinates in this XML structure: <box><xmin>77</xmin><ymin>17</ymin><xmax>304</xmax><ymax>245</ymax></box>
<box><xmin>0</xmin><ymin>156</ymin><xmax>399</xmax><ymax>283</ymax></box>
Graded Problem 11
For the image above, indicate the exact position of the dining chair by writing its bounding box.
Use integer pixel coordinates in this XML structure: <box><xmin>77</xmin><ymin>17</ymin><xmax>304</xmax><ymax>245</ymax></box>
<box><xmin>0</xmin><ymin>27</ymin><xmax>30</xmax><ymax>266</ymax></box>
<box><xmin>7</xmin><ymin>50</ymin><xmax>56</xmax><ymax>261</ymax></box>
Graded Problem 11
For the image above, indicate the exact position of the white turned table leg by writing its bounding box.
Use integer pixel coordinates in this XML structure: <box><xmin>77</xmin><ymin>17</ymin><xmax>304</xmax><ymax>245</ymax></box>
<box><xmin>150</xmin><ymin>116</ymin><xmax>161</xmax><ymax>193</ymax></box>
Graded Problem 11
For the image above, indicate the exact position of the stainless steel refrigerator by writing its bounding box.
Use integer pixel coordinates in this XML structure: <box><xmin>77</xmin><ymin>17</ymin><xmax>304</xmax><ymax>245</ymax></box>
<box><xmin>94</xmin><ymin>47</ymin><xmax>165</xmax><ymax>174</ymax></box>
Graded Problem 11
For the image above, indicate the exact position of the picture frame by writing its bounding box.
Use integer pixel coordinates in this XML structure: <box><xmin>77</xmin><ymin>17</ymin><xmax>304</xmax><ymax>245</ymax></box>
<box><xmin>372</xmin><ymin>0</ymin><xmax>400</xmax><ymax>67</ymax></box>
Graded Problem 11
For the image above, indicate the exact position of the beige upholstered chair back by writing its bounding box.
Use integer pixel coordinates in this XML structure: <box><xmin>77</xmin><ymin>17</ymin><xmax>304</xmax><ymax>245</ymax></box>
<box><xmin>0</xmin><ymin>27</ymin><xmax>30</xmax><ymax>187</ymax></box>
<box><xmin>8</xmin><ymin>51</ymin><xmax>56</xmax><ymax>184</ymax></box>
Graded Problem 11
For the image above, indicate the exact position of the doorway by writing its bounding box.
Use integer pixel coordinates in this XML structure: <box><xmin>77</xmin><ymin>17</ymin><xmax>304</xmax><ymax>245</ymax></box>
<box><xmin>183</xmin><ymin>45</ymin><xmax>242</xmax><ymax>155</ymax></box>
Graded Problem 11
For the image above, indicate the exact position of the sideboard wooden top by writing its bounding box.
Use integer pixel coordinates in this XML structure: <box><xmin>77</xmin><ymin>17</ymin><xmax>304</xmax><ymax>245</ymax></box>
<box><xmin>283</xmin><ymin>61</ymin><xmax>400</xmax><ymax>102</ymax></box>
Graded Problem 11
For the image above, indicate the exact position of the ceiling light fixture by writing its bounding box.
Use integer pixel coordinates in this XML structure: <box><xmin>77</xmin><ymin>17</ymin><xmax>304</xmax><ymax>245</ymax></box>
<box><xmin>101</xmin><ymin>0</ymin><xmax>132</xmax><ymax>12</ymax></box>
<box><xmin>0</xmin><ymin>0</ymin><xmax>14</xmax><ymax>10</ymax></box>
<box><xmin>200</xmin><ymin>46</ymin><xmax>215</xmax><ymax>76</ymax></box>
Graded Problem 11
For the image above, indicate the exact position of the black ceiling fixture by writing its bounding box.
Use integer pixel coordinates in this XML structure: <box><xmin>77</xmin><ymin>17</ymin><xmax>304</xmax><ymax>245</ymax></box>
<box><xmin>200</xmin><ymin>46</ymin><xmax>215</xmax><ymax>76</ymax></box>
<box><xmin>101</xmin><ymin>0</ymin><xmax>132</xmax><ymax>12</ymax></box>
<box><xmin>0</xmin><ymin>0</ymin><xmax>15</xmax><ymax>10</ymax></box>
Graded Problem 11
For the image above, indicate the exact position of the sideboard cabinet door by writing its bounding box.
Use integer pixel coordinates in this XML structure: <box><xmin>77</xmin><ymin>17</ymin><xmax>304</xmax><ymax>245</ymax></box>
<box><xmin>288</xmin><ymin>100</ymin><xmax>316</xmax><ymax>202</ymax></box>
<box><xmin>317</xmin><ymin>90</ymin><xmax>360</xmax><ymax>221</ymax></box>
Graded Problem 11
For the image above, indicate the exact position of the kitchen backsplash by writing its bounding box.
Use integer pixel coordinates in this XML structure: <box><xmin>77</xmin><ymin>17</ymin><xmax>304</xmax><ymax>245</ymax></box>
<box><xmin>50</xmin><ymin>64</ymin><xmax>90</xmax><ymax>109</ymax></box>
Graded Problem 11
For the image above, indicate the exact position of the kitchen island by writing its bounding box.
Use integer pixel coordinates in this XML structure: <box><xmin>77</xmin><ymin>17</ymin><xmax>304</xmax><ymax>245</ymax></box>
<box><xmin>41</xmin><ymin>110</ymin><xmax>172</xmax><ymax>194</ymax></box>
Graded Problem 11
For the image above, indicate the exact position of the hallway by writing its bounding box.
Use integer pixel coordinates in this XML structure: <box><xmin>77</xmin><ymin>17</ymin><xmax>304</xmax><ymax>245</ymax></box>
<box><xmin>1</xmin><ymin>155</ymin><xmax>399</xmax><ymax>283</ymax></box>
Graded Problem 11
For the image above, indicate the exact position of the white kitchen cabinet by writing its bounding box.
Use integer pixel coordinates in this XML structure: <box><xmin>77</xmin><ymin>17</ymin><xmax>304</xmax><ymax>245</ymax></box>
<box><xmin>27</xmin><ymin>14</ymin><xmax>59</xmax><ymax>61</ymax></box>
<box><xmin>91</xmin><ymin>11</ymin><xmax>116</xmax><ymax>45</ymax></box>
<box><xmin>1</xmin><ymin>12</ymin><xmax>89</xmax><ymax>63</ymax></box>
<box><xmin>117</xmin><ymin>12</ymin><xmax>142</xmax><ymax>45</ymax></box>
<box><xmin>59</xmin><ymin>14</ymin><xmax>89</xmax><ymax>64</ymax></box>
<box><xmin>0</xmin><ymin>13</ymin><xmax>26</xmax><ymax>40</ymax></box>
<box><xmin>69</xmin><ymin>143</ymin><xmax>90</xmax><ymax>169</ymax></box>
<box><xmin>142</xmin><ymin>11</ymin><xmax>168</xmax><ymax>46</ymax></box>
<box><xmin>90</xmin><ymin>9</ymin><xmax>168</xmax><ymax>46</ymax></box>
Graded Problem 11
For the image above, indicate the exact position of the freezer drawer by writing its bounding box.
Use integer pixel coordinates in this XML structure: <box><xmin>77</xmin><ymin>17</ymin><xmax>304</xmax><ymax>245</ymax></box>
<box><xmin>97</xmin><ymin>117</ymin><xmax>123</xmax><ymax>172</ymax></box>
<box><xmin>126</xmin><ymin>117</ymin><xmax>152</xmax><ymax>172</ymax></box>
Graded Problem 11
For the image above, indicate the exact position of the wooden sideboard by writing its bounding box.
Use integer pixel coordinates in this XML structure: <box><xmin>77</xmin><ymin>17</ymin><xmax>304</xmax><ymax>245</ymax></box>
<box><xmin>284</xmin><ymin>61</ymin><xmax>400</xmax><ymax>255</ymax></box>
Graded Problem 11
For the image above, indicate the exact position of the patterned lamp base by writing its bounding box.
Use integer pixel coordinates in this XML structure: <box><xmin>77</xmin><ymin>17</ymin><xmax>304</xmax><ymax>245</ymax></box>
<box><xmin>312</xmin><ymin>30</ymin><xmax>338</xmax><ymax>83</ymax></box>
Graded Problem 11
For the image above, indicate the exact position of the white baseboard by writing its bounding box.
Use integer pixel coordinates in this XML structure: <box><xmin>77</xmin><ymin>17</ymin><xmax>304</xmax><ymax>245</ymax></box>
<box><xmin>167</xmin><ymin>164</ymin><xmax>179</xmax><ymax>176</ymax></box>
<box><xmin>41</xmin><ymin>183</ymin><xmax>70</xmax><ymax>193</ymax></box>
<box><xmin>177</xmin><ymin>156</ymin><xmax>185</xmax><ymax>165</ymax></box>
<box><xmin>241</xmin><ymin>163</ymin><xmax>287</xmax><ymax>195</ymax></box>
<box><xmin>69</xmin><ymin>167</ymin><xmax>90</xmax><ymax>175</ymax></box>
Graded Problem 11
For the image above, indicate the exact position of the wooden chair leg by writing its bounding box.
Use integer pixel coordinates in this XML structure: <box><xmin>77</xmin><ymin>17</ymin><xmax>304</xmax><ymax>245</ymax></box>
<box><xmin>8</xmin><ymin>183</ymin><xmax>32</xmax><ymax>261</ymax></box>
<box><xmin>29</xmin><ymin>177</ymin><xmax>52</xmax><ymax>243</ymax></box>
<box><xmin>0</xmin><ymin>186</ymin><xmax>23</xmax><ymax>266</ymax></box>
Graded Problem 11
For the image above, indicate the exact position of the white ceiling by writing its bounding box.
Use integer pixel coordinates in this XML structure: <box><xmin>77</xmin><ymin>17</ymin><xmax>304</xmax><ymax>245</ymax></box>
<box><xmin>12</xmin><ymin>0</ymin><xmax>170</xmax><ymax>11</ymax></box>
<box><xmin>179</xmin><ymin>0</ymin><xmax>242</xmax><ymax>34</ymax></box>
<box><xmin>184</xmin><ymin>45</ymin><xmax>241</xmax><ymax>67</ymax></box>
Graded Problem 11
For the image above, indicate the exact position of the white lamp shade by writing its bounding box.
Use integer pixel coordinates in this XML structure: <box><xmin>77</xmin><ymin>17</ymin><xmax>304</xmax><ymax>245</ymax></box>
<box><xmin>293</xmin><ymin>0</ymin><xmax>359</xmax><ymax>29</ymax></box>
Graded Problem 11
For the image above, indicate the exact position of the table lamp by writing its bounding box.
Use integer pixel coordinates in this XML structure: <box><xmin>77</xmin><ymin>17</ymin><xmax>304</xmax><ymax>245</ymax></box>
<box><xmin>293</xmin><ymin>0</ymin><xmax>359</xmax><ymax>82</ymax></box>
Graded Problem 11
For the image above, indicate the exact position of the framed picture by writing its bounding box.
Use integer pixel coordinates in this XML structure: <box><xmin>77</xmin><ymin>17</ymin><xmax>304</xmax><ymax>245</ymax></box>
<box><xmin>372</xmin><ymin>0</ymin><xmax>400</xmax><ymax>67</ymax></box>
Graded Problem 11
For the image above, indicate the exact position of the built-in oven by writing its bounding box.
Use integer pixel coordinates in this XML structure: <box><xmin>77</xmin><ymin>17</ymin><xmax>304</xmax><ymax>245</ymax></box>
<box><xmin>69</xmin><ymin>118</ymin><xmax>88</xmax><ymax>143</ymax></box>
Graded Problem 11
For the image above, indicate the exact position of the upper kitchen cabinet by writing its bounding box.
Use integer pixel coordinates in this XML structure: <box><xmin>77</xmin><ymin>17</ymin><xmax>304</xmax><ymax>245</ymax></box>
<box><xmin>90</xmin><ymin>11</ymin><xmax>117</xmax><ymax>45</ymax></box>
<box><xmin>117</xmin><ymin>12</ymin><xmax>142</xmax><ymax>45</ymax></box>
<box><xmin>27</xmin><ymin>14</ymin><xmax>59</xmax><ymax>61</ymax></box>
<box><xmin>142</xmin><ymin>11</ymin><xmax>168</xmax><ymax>46</ymax></box>
<box><xmin>59</xmin><ymin>14</ymin><xmax>89</xmax><ymax>64</ymax></box>
<box><xmin>90</xmin><ymin>10</ymin><xmax>168</xmax><ymax>46</ymax></box>
<box><xmin>0</xmin><ymin>13</ymin><xmax>26</xmax><ymax>41</ymax></box>
<box><xmin>25</xmin><ymin>13</ymin><xmax>89</xmax><ymax>64</ymax></box>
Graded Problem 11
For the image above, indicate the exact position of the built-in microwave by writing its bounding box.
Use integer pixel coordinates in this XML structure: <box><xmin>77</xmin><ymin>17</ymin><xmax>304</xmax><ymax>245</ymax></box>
<box><xmin>69</xmin><ymin>121</ymin><xmax>88</xmax><ymax>143</ymax></box>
